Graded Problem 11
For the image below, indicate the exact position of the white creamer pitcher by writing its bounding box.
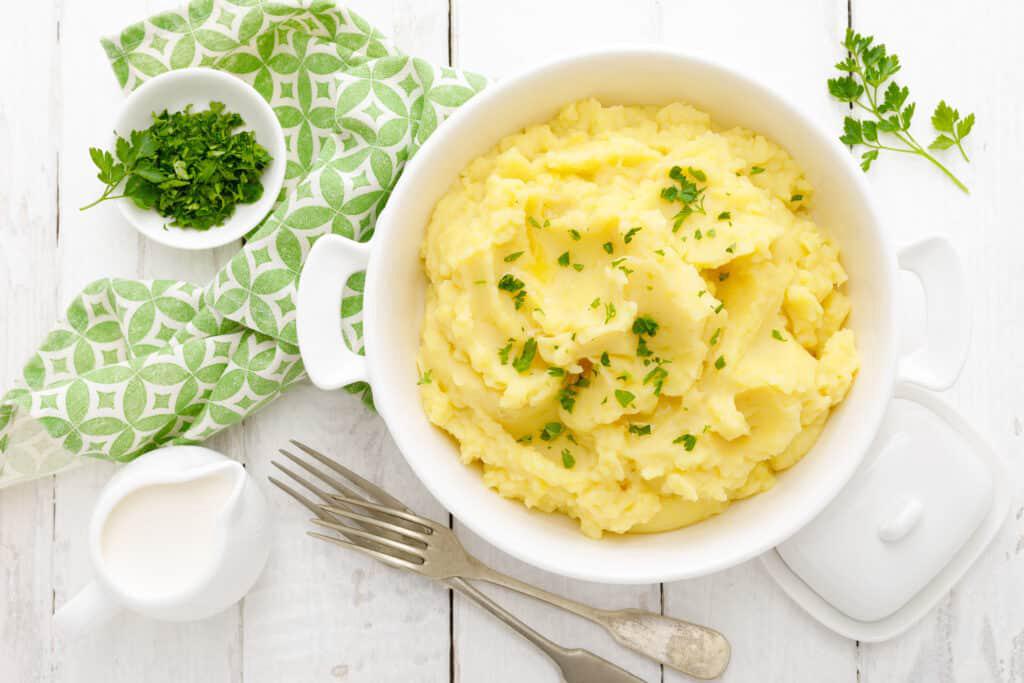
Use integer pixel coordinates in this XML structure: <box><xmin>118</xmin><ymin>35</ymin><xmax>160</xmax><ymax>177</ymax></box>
<box><xmin>55</xmin><ymin>446</ymin><xmax>271</xmax><ymax>640</ymax></box>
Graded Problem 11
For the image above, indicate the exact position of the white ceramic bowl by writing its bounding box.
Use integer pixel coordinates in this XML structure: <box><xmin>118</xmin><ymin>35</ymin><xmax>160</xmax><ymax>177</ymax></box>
<box><xmin>296</xmin><ymin>48</ymin><xmax>969</xmax><ymax>583</ymax></box>
<box><xmin>112</xmin><ymin>68</ymin><xmax>286</xmax><ymax>250</ymax></box>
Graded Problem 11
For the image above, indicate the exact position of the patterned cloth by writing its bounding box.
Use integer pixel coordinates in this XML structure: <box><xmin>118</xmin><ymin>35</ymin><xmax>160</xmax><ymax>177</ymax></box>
<box><xmin>0</xmin><ymin>0</ymin><xmax>484</xmax><ymax>487</ymax></box>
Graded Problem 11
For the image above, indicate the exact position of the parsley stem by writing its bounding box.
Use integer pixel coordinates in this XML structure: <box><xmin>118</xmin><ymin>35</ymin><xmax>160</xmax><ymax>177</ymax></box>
<box><xmin>79</xmin><ymin>187</ymin><xmax>122</xmax><ymax>211</ymax></box>
<box><xmin>850</xmin><ymin>80</ymin><xmax>969</xmax><ymax>194</ymax></box>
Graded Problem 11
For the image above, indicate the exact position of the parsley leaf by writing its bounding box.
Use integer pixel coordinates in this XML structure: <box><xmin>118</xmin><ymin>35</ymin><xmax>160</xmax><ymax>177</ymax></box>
<box><xmin>540</xmin><ymin>422</ymin><xmax>563</xmax><ymax>441</ymax></box>
<box><xmin>631</xmin><ymin>315</ymin><xmax>660</xmax><ymax>336</ymax></box>
<box><xmin>674</xmin><ymin>433</ymin><xmax>697</xmax><ymax>451</ymax></box>
<box><xmin>513</xmin><ymin>338</ymin><xmax>537</xmax><ymax>373</ymax></box>
<box><xmin>504</xmin><ymin>251</ymin><xmax>525</xmax><ymax>262</ymax></box>
<box><xmin>561</xmin><ymin>448</ymin><xmax>576</xmax><ymax>468</ymax></box>
<box><xmin>614</xmin><ymin>389</ymin><xmax>635</xmax><ymax>407</ymax></box>
<box><xmin>628</xmin><ymin>424</ymin><xmax>652</xmax><ymax>436</ymax></box>
<box><xmin>929</xmin><ymin>100</ymin><xmax>974</xmax><ymax>162</ymax></box>
<box><xmin>827</xmin><ymin>29</ymin><xmax>972</xmax><ymax>192</ymax></box>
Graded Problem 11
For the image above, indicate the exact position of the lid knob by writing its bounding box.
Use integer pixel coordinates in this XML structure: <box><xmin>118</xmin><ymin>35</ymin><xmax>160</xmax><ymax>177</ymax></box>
<box><xmin>877</xmin><ymin>498</ymin><xmax>923</xmax><ymax>543</ymax></box>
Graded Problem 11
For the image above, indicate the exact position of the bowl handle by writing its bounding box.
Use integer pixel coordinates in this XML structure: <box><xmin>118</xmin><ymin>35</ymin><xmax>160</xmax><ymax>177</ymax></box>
<box><xmin>896</xmin><ymin>235</ymin><xmax>971</xmax><ymax>390</ymax></box>
<box><xmin>296</xmin><ymin>235</ymin><xmax>371</xmax><ymax>390</ymax></box>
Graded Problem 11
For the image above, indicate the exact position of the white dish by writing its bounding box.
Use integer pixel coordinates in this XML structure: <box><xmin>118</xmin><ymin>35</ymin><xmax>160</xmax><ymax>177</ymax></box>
<box><xmin>296</xmin><ymin>48</ymin><xmax>971</xmax><ymax>584</ymax></box>
<box><xmin>112</xmin><ymin>68</ymin><xmax>286</xmax><ymax>250</ymax></box>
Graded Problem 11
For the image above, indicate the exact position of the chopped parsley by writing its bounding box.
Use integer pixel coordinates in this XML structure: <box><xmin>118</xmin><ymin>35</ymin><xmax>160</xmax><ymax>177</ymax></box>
<box><xmin>417</xmin><ymin>369</ymin><xmax>432</xmax><ymax>385</ymax></box>
<box><xmin>558</xmin><ymin>386</ymin><xmax>577</xmax><ymax>413</ymax></box>
<box><xmin>791</xmin><ymin>194</ymin><xmax>804</xmax><ymax>202</ymax></box>
<box><xmin>717</xmin><ymin>211</ymin><xmax>731</xmax><ymax>221</ymax></box>
<box><xmin>557</xmin><ymin>251</ymin><xmax>570</xmax><ymax>267</ymax></box>
<box><xmin>600</xmin><ymin>351</ymin><xmax>611</xmax><ymax>367</ymax></box>
<box><xmin>83</xmin><ymin>102</ymin><xmax>273</xmax><ymax>229</ymax></box>
<box><xmin>602</xmin><ymin>242</ymin><xmax>614</xmax><ymax>254</ymax></box>
<box><xmin>714</xmin><ymin>355</ymin><xmax>726</xmax><ymax>370</ymax></box>
<box><xmin>674</xmin><ymin>433</ymin><xmax>698</xmax><ymax>451</ymax></box>
<box><xmin>561</xmin><ymin>448</ymin><xmax>576</xmax><ymax>468</ymax></box>
<box><xmin>624</xmin><ymin>226</ymin><xmax>643</xmax><ymax>243</ymax></box>
<box><xmin>569</xmin><ymin>229</ymin><xmax>581</xmax><ymax>240</ymax></box>
<box><xmin>636</xmin><ymin>337</ymin><xmax>652</xmax><ymax>357</ymax></box>
<box><xmin>710</xmin><ymin>327</ymin><xmax>721</xmax><ymax>345</ymax></box>
<box><xmin>643</xmin><ymin>365</ymin><xmax>668</xmax><ymax>395</ymax></box>
<box><xmin>694</xmin><ymin>229</ymin><xmax>703</xmax><ymax>240</ymax></box>
<box><xmin>498</xmin><ymin>274</ymin><xmax>524</xmax><ymax>292</ymax></box>
<box><xmin>719</xmin><ymin>272</ymin><xmax>730</xmax><ymax>281</ymax></box>
<box><xmin>528</xmin><ymin>216</ymin><xmax>542</xmax><ymax>228</ymax></box>
<box><xmin>590</xmin><ymin>297</ymin><xmax>601</xmax><ymax>309</ymax></box>
<box><xmin>614</xmin><ymin>389</ymin><xmax>636</xmax><ymax>407</ymax></box>
<box><xmin>772</xmin><ymin>329</ymin><xmax>787</xmax><ymax>341</ymax></box>
<box><xmin>629</xmin><ymin>424</ymin><xmax>652</xmax><ymax>436</ymax></box>
<box><xmin>504</xmin><ymin>251</ymin><xmax>524</xmax><ymax>262</ymax></box>
<box><xmin>540</xmin><ymin>422</ymin><xmax>563</xmax><ymax>441</ymax></box>
<box><xmin>512</xmin><ymin>338</ymin><xmax>537</xmax><ymax>373</ymax></box>
<box><xmin>547</xmin><ymin>367</ymin><xmax>566</xmax><ymax>377</ymax></box>
<box><xmin>498</xmin><ymin>340</ymin><xmax>514</xmax><ymax>364</ymax></box>
<box><xmin>726</xmin><ymin>243</ymin><xmax>736</xmax><ymax>253</ymax></box>
<box><xmin>661</xmin><ymin>165</ymin><xmax>707</xmax><ymax>231</ymax></box>
<box><xmin>749</xmin><ymin>166</ymin><xmax>765</xmax><ymax>175</ymax></box>
<box><xmin>632</xmin><ymin>316</ymin><xmax>660</xmax><ymax>336</ymax></box>
<box><xmin>708</xmin><ymin>228</ymin><xmax>717</xmax><ymax>238</ymax></box>
<box><xmin>604</xmin><ymin>301</ymin><xmax>617</xmax><ymax>323</ymax></box>
<box><xmin>572</xmin><ymin>263</ymin><xmax>584</xmax><ymax>272</ymax></box>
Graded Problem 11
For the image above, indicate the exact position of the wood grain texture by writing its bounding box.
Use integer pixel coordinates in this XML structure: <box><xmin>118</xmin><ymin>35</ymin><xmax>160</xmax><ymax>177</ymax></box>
<box><xmin>850</xmin><ymin>1</ymin><xmax>1024</xmax><ymax>681</ymax></box>
<box><xmin>0</xmin><ymin>0</ymin><xmax>61</xmax><ymax>680</ymax></box>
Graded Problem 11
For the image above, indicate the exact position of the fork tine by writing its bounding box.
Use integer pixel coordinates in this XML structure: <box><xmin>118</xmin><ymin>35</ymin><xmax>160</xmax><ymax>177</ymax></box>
<box><xmin>319</xmin><ymin>504</ymin><xmax>433</xmax><ymax>543</ymax></box>
<box><xmin>277</xmin><ymin>448</ymin><xmax>365</xmax><ymax>502</ymax></box>
<box><xmin>268</xmin><ymin>475</ymin><xmax>331</xmax><ymax>519</ymax></box>
<box><xmin>327</xmin><ymin>494</ymin><xmax>438</xmax><ymax>532</ymax></box>
<box><xmin>271</xmin><ymin>459</ymin><xmax>331</xmax><ymax>501</ymax></box>
<box><xmin>311</xmin><ymin>517</ymin><xmax>427</xmax><ymax>560</ymax></box>
<box><xmin>308</xmin><ymin>531</ymin><xmax>423</xmax><ymax>572</ymax></box>
<box><xmin>289</xmin><ymin>440</ymin><xmax>409</xmax><ymax>510</ymax></box>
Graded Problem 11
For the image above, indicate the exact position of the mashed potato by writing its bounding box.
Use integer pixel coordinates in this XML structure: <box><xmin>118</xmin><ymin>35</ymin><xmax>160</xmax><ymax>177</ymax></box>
<box><xmin>417</xmin><ymin>99</ymin><xmax>859</xmax><ymax>538</ymax></box>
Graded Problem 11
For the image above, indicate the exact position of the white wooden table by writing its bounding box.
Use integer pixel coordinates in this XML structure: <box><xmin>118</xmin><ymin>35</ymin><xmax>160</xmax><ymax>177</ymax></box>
<box><xmin>2</xmin><ymin>1</ymin><xmax>1022</xmax><ymax>681</ymax></box>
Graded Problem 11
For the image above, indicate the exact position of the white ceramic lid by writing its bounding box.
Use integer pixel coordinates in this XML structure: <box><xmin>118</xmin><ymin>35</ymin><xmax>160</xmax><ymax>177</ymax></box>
<box><xmin>761</xmin><ymin>383</ymin><xmax>1010</xmax><ymax>642</ymax></box>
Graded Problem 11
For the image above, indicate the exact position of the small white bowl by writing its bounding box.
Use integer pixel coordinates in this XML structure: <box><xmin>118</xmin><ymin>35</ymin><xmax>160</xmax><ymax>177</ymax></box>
<box><xmin>111</xmin><ymin>68</ymin><xmax>286</xmax><ymax>250</ymax></box>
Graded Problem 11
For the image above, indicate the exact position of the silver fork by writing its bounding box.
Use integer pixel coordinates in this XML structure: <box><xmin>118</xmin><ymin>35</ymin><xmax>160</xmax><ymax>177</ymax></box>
<box><xmin>270</xmin><ymin>440</ymin><xmax>731</xmax><ymax>681</ymax></box>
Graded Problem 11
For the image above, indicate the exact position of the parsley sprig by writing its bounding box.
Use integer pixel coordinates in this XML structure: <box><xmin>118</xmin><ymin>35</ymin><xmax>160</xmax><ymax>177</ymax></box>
<box><xmin>83</xmin><ymin>102</ymin><xmax>272</xmax><ymax>228</ymax></box>
<box><xmin>660</xmin><ymin>166</ymin><xmax>707</xmax><ymax>230</ymax></box>
<box><xmin>827</xmin><ymin>29</ymin><xmax>973</xmax><ymax>193</ymax></box>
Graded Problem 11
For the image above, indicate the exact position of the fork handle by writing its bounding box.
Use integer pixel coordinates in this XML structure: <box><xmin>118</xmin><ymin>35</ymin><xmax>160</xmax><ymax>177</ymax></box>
<box><xmin>466</xmin><ymin>563</ymin><xmax>730</xmax><ymax>679</ymax></box>
<box><xmin>446</xmin><ymin>578</ymin><xmax>643</xmax><ymax>683</ymax></box>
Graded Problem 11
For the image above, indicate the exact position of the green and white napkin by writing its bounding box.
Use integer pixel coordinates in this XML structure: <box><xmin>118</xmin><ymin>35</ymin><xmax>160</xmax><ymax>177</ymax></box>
<box><xmin>0</xmin><ymin>0</ymin><xmax>485</xmax><ymax>488</ymax></box>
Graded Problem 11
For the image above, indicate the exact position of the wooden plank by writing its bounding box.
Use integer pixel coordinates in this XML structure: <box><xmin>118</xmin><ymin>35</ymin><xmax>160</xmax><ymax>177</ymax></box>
<box><xmin>655</xmin><ymin>2</ymin><xmax>859</xmax><ymax>681</ymax></box>
<box><xmin>0</xmin><ymin>0</ymin><xmax>61</xmax><ymax>680</ymax></box>
<box><xmin>51</xmin><ymin>1</ymin><xmax>244</xmax><ymax>681</ymax></box>
<box><xmin>450</xmin><ymin>2</ymin><xmax>663</xmax><ymax>681</ymax></box>
<box><xmin>848</xmin><ymin>1</ymin><xmax>1024</xmax><ymax>680</ymax></box>
<box><xmin>237</xmin><ymin>2</ymin><xmax>454</xmax><ymax>682</ymax></box>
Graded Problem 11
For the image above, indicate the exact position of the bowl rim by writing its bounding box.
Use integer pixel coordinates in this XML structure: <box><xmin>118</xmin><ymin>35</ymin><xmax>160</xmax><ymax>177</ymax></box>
<box><xmin>111</xmin><ymin>67</ymin><xmax>287</xmax><ymax>251</ymax></box>
<box><xmin>365</xmin><ymin>45</ymin><xmax>897</xmax><ymax>583</ymax></box>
